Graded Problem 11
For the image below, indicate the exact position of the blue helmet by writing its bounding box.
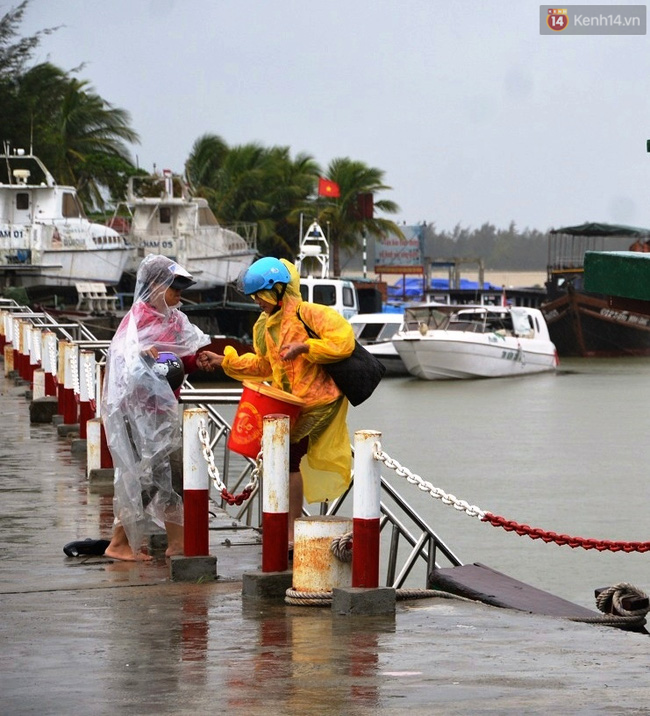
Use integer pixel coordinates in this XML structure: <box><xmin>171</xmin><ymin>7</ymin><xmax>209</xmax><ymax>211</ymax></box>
<box><xmin>241</xmin><ymin>257</ymin><xmax>291</xmax><ymax>295</ymax></box>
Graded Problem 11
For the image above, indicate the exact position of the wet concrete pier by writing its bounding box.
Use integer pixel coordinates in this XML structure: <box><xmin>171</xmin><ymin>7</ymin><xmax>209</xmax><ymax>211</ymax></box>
<box><xmin>2</xmin><ymin>369</ymin><xmax>650</xmax><ymax>715</ymax></box>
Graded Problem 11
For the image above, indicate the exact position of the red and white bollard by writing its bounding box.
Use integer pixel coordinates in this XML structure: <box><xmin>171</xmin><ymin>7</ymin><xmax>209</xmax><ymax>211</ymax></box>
<box><xmin>41</xmin><ymin>331</ymin><xmax>58</xmax><ymax>397</ymax></box>
<box><xmin>27</xmin><ymin>324</ymin><xmax>42</xmax><ymax>387</ymax></box>
<box><xmin>352</xmin><ymin>429</ymin><xmax>382</xmax><ymax>588</ymax></box>
<box><xmin>56</xmin><ymin>339</ymin><xmax>68</xmax><ymax>416</ymax></box>
<box><xmin>78</xmin><ymin>350</ymin><xmax>96</xmax><ymax>439</ymax></box>
<box><xmin>62</xmin><ymin>341</ymin><xmax>78</xmax><ymax>425</ymax></box>
<box><xmin>261</xmin><ymin>414</ymin><xmax>290</xmax><ymax>573</ymax></box>
<box><xmin>22</xmin><ymin>322</ymin><xmax>36</xmax><ymax>384</ymax></box>
<box><xmin>12</xmin><ymin>318</ymin><xmax>23</xmax><ymax>378</ymax></box>
<box><xmin>182</xmin><ymin>408</ymin><xmax>210</xmax><ymax>556</ymax></box>
<box><xmin>95</xmin><ymin>363</ymin><xmax>112</xmax><ymax>468</ymax></box>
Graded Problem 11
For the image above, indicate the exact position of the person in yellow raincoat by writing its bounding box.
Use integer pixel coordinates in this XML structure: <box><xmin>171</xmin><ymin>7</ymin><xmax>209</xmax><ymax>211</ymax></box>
<box><xmin>198</xmin><ymin>257</ymin><xmax>355</xmax><ymax>542</ymax></box>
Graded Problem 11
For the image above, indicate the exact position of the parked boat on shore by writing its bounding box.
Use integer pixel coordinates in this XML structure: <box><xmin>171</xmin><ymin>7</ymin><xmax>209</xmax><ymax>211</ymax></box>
<box><xmin>541</xmin><ymin>222</ymin><xmax>650</xmax><ymax>357</ymax></box>
<box><xmin>0</xmin><ymin>146</ymin><xmax>131</xmax><ymax>293</ymax></box>
<box><xmin>392</xmin><ymin>303</ymin><xmax>558</xmax><ymax>380</ymax></box>
<box><xmin>115</xmin><ymin>170</ymin><xmax>258</xmax><ymax>291</ymax></box>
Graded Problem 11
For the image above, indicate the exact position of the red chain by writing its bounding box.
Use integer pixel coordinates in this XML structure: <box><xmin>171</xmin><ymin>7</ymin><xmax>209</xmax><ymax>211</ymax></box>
<box><xmin>483</xmin><ymin>513</ymin><xmax>650</xmax><ymax>553</ymax></box>
<box><xmin>220</xmin><ymin>486</ymin><xmax>252</xmax><ymax>506</ymax></box>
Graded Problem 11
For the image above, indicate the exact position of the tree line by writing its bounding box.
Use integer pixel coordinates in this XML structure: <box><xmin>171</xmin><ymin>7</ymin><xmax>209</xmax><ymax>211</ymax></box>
<box><xmin>1</xmin><ymin>1</ymin><xmax>548</xmax><ymax>273</ymax></box>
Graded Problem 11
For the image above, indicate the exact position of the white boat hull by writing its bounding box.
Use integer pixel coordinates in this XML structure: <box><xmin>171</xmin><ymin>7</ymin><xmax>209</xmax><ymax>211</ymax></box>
<box><xmin>394</xmin><ymin>331</ymin><xmax>558</xmax><ymax>380</ymax></box>
<box><xmin>392</xmin><ymin>305</ymin><xmax>558</xmax><ymax>380</ymax></box>
<box><xmin>0</xmin><ymin>150</ymin><xmax>131</xmax><ymax>290</ymax></box>
<box><xmin>122</xmin><ymin>174</ymin><xmax>258</xmax><ymax>290</ymax></box>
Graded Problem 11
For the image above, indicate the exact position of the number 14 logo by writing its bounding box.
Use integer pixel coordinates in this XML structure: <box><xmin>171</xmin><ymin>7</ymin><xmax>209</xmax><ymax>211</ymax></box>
<box><xmin>547</xmin><ymin>8</ymin><xmax>569</xmax><ymax>31</ymax></box>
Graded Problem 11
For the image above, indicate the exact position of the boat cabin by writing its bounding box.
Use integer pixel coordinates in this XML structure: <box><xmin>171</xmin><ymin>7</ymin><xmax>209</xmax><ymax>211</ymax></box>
<box><xmin>404</xmin><ymin>304</ymin><xmax>544</xmax><ymax>339</ymax></box>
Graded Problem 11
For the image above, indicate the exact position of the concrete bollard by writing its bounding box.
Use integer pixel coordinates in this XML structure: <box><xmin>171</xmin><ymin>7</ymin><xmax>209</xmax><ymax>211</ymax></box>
<box><xmin>4</xmin><ymin>344</ymin><xmax>14</xmax><ymax>376</ymax></box>
<box><xmin>87</xmin><ymin>416</ymin><xmax>114</xmax><ymax>479</ymax></box>
<box><xmin>332</xmin><ymin>429</ymin><xmax>395</xmax><ymax>616</ymax></box>
<box><xmin>292</xmin><ymin>516</ymin><xmax>352</xmax><ymax>592</ymax></box>
<box><xmin>25</xmin><ymin>324</ymin><xmax>39</xmax><ymax>386</ymax></box>
<box><xmin>41</xmin><ymin>331</ymin><xmax>58</xmax><ymax>397</ymax></box>
<box><xmin>62</xmin><ymin>342</ymin><xmax>78</xmax><ymax>426</ymax></box>
<box><xmin>352</xmin><ymin>429</ymin><xmax>382</xmax><ymax>588</ymax></box>
<box><xmin>56</xmin><ymin>339</ymin><xmax>68</xmax><ymax>417</ymax></box>
<box><xmin>32</xmin><ymin>369</ymin><xmax>46</xmax><ymax>400</ymax></box>
<box><xmin>169</xmin><ymin>408</ymin><xmax>216</xmax><ymax>582</ymax></box>
<box><xmin>77</xmin><ymin>350</ymin><xmax>96</xmax><ymax>439</ymax></box>
<box><xmin>241</xmin><ymin>414</ymin><xmax>293</xmax><ymax>599</ymax></box>
<box><xmin>261</xmin><ymin>414</ymin><xmax>290</xmax><ymax>573</ymax></box>
<box><xmin>12</xmin><ymin>318</ymin><xmax>23</xmax><ymax>380</ymax></box>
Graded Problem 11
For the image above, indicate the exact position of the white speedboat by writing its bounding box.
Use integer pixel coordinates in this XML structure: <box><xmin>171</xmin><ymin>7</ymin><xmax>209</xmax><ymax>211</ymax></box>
<box><xmin>120</xmin><ymin>170</ymin><xmax>257</xmax><ymax>291</ymax></box>
<box><xmin>0</xmin><ymin>147</ymin><xmax>131</xmax><ymax>289</ymax></box>
<box><xmin>392</xmin><ymin>303</ymin><xmax>559</xmax><ymax>380</ymax></box>
<box><xmin>349</xmin><ymin>312</ymin><xmax>407</xmax><ymax>375</ymax></box>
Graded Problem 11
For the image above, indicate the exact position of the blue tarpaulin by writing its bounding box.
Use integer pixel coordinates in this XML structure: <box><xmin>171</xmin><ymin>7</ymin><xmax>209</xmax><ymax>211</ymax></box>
<box><xmin>387</xmin><ymin>277</ymin><xmax>500</xmax><ymax>300</ymax></box>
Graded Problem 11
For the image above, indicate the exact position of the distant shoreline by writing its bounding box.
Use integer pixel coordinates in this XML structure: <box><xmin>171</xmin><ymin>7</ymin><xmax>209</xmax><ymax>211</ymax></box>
<box><xmin>347</xmin><ymin>269</ymin><xmax>547</xmax><ymax>289</ymax></box>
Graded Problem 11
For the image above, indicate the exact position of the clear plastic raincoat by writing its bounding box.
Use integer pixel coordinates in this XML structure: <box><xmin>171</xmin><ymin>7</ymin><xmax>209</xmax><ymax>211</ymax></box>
<box><xmin>222</xmin><ymin>260</ymin><xmax>355</xmax><ymax>502</ymax></box>
<box><xmin>102</xmin><ymin>255</ymin><xmax>210</xmax><ymax>552</ymax></box>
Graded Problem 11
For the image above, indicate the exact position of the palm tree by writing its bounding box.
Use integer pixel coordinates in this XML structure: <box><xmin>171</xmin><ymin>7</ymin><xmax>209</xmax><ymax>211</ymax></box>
<box><xmin>305</xmin><ymin>157</ymin><xmax>404</xmax><ymax>276</ymax></box>
<box><xmin>52</xmin><ymin>77</ymin><xmax>139</xmax><ymax>209</ymax></box>
<box><xmin>186</xmin><ymin>138</ymin><xmax>319</xmax><ymax>256</ymax></box>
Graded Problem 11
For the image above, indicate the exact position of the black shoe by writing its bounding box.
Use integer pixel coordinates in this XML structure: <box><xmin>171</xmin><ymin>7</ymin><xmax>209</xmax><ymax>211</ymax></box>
<box><xmin>63</xmin><ymin>538</ymin><xmax>110</xmax><ymax>557</ymax></box>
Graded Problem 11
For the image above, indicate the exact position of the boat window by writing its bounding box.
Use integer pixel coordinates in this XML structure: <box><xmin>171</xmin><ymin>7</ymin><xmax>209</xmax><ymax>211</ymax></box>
<box><xmin>342</xmin><ymin>285</ymin><xmax>355</xmax><ymax>307</ymax></box>
<box><xmin>198</xmin><ymin>206</ymin><xmax>218</xmax><ymax>226</ymax></box>
<box><xmin>62</xmin><ymin>192</ymin><xmax>84</xmax><ymax>218</ymax></box>
<box><xmin>378</xmin><ymin>323</ymin><xmax>401</xmax><ymax>340</ymax></box>
<box><xmin>358</xmin><ymin>324</ymin><xmax>382</xmax><ymax>341</ymax></box>
<box><xmin>312</xmin><ymin>285</ymin><xmax>336</xmax><ymax>306</ymax></box>
<box><xmin>16</xmin><ymin>193</ymin><xmax>29</xmax><ymax>210</ymax></box>
<box><xmin>159</xmin><ymin>207</ymin><xmax>171</xmax><ymax>224</ymax></box>
<box><xmin>300</xmin><ymin>285</ymin><xmax>308</xmax><ymax>301</ymax></box>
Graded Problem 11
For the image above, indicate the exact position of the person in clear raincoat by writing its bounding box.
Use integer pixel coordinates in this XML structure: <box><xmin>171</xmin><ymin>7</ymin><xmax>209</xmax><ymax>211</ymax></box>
<box><xmin>102</xmin><ymin>255</ymin><xmax>211</xmax><ymax>561</ymax></box>
<box><xmin>197</xmin><ymin>257</ymin><xmax>355</xmax><ymax>544</ymax></box>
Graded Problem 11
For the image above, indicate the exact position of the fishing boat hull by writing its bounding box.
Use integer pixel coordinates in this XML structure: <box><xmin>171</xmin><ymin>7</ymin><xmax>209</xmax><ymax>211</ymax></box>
<box><xmin>542</xmin><ymin>284</ymin><xmax>650</xmax><ymax>357</ymax></box>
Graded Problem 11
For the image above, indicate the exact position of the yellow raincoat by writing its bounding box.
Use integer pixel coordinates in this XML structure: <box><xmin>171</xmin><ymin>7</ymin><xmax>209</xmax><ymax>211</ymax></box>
<box><xmin>221</xmin><ymin>260</ymin><xmax>355</xmax><ymax>502</ymax></box>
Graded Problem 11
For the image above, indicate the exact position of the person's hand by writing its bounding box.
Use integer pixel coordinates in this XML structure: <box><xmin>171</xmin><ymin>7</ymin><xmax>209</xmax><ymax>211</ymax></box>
<box><xmin>197</xmin><ymin>351</ymin><xmax>224</xmax><ymax>371</ymax></box>
<box><xmin>142</xmin><ymin>346</ymin><xmax>159</xmax><ymax>359</ymax></box>
<box><xmin>280</xmin><ymin>342</ymin><xmax>308</xmax><ymax>361</ymax></box>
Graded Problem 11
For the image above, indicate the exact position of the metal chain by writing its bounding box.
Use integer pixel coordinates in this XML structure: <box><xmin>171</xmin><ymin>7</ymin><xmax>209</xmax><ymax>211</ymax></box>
<box><xmin>373</xmin><ymin>442</ymin><xmax>486</xmax><ymax>520</ymax></box>
<box><xmin>197</xmin><ymin>419</ymin><xmax>258</xmax><ymax>505</ymax></box>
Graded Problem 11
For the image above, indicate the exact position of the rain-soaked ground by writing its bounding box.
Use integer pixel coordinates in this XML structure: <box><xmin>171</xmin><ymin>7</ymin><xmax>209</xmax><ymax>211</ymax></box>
<box><xmin>2</xmin><ymin>367</ymin><xmax>650</xmax><ymax>715</ymax></box>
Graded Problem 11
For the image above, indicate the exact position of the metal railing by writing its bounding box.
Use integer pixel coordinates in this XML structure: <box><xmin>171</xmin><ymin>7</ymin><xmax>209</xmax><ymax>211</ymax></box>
<box><xmin>4</xmin><ymin>298</ymin><xmax>464</xmax><ymax>588</ymax></box>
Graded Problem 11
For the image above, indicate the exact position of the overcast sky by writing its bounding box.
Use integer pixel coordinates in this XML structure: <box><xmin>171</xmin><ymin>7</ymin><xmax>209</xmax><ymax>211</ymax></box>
<box><xmin>15</xmin><ymin>0</ymin><xmax>650</xmax><ymax>233</ymax></box>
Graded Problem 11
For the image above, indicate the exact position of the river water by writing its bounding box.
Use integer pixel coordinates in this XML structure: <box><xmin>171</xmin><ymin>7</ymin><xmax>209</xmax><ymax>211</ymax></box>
<box><xmin>345</xmin><ymin>357</ymin><xmax>650</xmax><ymax>610</ymax></box>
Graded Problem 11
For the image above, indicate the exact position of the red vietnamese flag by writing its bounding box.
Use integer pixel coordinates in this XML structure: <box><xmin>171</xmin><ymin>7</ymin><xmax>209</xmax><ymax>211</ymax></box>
<box><xmin>318</xmin><ymin>177</ymin><xmax>340</xmax><ymax>198</ymax></box>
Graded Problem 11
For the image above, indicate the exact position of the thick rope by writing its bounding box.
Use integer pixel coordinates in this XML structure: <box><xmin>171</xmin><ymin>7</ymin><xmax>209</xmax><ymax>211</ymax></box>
<box><xmin>285</xmin><ymin>587</ymin><xmax>477</xmax><ymax>606</ymax></box>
